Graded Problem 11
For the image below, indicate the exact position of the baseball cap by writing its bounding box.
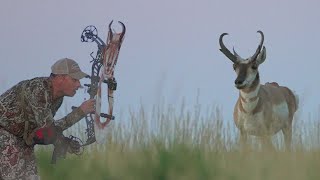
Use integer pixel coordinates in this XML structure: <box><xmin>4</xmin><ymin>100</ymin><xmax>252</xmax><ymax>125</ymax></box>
<box><xmin>51</xmin><ymin>58</ymin><xmax>88</xmax><ymax>80</ymax></box>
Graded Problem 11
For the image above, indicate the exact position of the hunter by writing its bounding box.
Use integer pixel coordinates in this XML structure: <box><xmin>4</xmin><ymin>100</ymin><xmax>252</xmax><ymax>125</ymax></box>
<box><xmin>0</xmin><ymin>58</ymin><xmax>95</xmax><ymax>180</ymax></box>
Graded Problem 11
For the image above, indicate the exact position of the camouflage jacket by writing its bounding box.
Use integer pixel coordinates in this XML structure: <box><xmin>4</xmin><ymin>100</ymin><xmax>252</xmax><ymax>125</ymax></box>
<box><xmin>0</xmin><ymin>77</ymin><xmax>85</xmax><ymax>144</ymax></box>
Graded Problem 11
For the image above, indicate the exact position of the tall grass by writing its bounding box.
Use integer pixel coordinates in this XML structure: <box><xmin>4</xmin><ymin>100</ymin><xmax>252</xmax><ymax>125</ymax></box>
<box><xmin>37</xmin><ymin>102</ymin><xmax>320</xmax><ymax>180</ymax></box>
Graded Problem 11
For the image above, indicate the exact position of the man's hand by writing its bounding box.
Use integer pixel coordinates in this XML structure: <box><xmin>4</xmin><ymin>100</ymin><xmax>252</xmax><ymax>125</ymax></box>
<box><xmin>33</xmin><ymin>126</ymin><xmax>60</xmax><ymax>145</ymax></box>
<box><xmin>79</xmin><ymin>99</ymin><xmax>96</xmax><ymax>114</ymax></box>
<box><xmin>51</xmin><ymin>135</ymin><xmax>82</xmax><ymax>164</ymax></box>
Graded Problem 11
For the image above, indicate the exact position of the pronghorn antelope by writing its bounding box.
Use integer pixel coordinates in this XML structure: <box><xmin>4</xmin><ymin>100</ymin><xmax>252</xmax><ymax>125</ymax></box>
<box><xmin>219</xmin><ymin>31</ymin><xmax>298</xmax><ymax>150</ymax></box>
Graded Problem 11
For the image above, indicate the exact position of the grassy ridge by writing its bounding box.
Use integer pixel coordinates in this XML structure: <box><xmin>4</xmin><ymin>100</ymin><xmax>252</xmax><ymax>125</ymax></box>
<box><xmin>37</xmin><ymin>104</ymin><xmax>320</xmax><ymax>180</ymax></box>
<box><xmin>37</xmin><ymin>145</ymin><xmax>320</xmax><ymax>180</ymax></box>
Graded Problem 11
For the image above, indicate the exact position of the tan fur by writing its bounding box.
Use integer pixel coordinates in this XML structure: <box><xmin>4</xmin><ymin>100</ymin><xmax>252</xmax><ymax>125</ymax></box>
<box><xmin>235</xmin><ymin>83</ymin><xmax>297</xmax><ymax>134</ymax></box>
<box><xmin>234</xmin><ymin>82</ymin><xmax>298</xmax><ymax>151</ymax></box>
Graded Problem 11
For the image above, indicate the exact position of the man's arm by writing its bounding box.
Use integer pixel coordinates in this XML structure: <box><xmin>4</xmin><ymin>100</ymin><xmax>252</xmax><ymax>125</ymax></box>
<box><xmin>23</xmin><ymin>79</ymin><xmax>57</xmax><ymax>145</ymax></box>
<box><xmin>27</xmin><ymin>79</ymin><xmax>93</xmax><ymax>131</ymax></box>
<box><xmin>24</xmin><ymin>79</ymin><xmax>94</xmax><ymax>145</ymax></box>
<box><xmin>53</xmin><ymin>98</ymin><xmax>95</xmax><ymax>131</ymax></box>
<box><xmin>26</xmin><ymin>80</ymin><xmax>55</xmax><ymax>127</ymax></box>
<box><xmin>54</xmin><ymin>107</ymin><xmax>86</xmax><ymax>131</ymax></box>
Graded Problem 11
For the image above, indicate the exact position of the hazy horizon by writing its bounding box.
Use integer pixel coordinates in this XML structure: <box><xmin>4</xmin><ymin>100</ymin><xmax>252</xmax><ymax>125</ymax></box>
<box><xmin>1</xmin><ymin>0</ymin><xmax>320</xmax><ymax>127</ymax></box>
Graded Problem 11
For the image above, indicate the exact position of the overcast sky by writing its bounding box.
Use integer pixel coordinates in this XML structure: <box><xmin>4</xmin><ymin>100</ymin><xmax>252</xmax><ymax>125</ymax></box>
<box><xmin>1</xmin><ymin>0</ymin><xmax>319</xmax><ymax>126</ymax></box>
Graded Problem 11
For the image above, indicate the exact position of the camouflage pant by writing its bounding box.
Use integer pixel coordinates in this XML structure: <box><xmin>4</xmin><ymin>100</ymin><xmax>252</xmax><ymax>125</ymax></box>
<box><xmin>0</xmin><ymin>128</ymin><xmax>39</xmax><ymax>180</ymax></box>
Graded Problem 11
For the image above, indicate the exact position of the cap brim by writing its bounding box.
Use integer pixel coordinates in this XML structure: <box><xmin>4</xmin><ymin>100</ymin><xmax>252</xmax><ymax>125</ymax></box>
<box><xmin>69</xmin><ymin>71</ymin><xmax>89</xmax><ymax>80</ymax></box>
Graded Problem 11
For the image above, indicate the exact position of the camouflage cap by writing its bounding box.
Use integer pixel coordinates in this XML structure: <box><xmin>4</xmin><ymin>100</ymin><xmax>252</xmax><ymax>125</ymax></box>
<box><xmin>51</xmin><ymin>58</ymin><xmax>88</xmax><ymax>80</ymax></box>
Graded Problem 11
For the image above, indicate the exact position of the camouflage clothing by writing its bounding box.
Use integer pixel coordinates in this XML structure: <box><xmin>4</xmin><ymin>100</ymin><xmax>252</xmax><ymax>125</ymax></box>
<box><xmin>0</xmin><ymin>77</ymin><xmax>85</xmax><ymax>180</ymax></box>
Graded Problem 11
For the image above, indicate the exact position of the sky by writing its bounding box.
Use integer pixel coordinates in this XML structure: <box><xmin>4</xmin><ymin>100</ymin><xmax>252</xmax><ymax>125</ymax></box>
<box><xmin>1</xmin><ymin>0</ymin><xmax>320</xmax><ymax>127</ymax></box>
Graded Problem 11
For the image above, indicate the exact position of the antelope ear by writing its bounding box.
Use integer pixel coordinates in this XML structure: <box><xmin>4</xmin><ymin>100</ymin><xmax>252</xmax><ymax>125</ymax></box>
<box><xmin>256</xmin><ymin>46</ymin><xmax>266</xmax><ymax>65</ymax></box>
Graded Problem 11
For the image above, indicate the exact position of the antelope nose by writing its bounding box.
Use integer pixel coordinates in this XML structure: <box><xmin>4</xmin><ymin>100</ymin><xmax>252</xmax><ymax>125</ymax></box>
<box><xmin>235</xmin><ymin>79</ymin><xmax>244</xmax><ymax>85</ymax></box>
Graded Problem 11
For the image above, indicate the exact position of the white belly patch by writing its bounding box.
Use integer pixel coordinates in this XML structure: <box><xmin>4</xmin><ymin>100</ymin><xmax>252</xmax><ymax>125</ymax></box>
<box><xmin>237</xmin><ymin>102</ymin><xmax>289</xmax><ymax>136</ymax></box>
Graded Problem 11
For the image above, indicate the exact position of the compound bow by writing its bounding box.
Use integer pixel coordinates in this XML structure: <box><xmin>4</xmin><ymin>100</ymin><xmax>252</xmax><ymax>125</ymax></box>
<box><xmin>80</xmin><ymin>20</ymin><xmax>126</xmax><ymax>146</ymax></box>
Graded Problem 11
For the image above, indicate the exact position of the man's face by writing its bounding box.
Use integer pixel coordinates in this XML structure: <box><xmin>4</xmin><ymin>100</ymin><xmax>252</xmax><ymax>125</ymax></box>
<box><xmin>60</xmin><ymin>75</ymin><xmax>82</xmax><ymax>97</ymax></box>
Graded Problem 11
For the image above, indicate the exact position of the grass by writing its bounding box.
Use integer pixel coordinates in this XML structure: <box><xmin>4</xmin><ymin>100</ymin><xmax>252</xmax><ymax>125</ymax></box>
<box><xmin>36</xmin><ymin>102</ymin><xmax>320</xmax><ymax>180</ymax></box>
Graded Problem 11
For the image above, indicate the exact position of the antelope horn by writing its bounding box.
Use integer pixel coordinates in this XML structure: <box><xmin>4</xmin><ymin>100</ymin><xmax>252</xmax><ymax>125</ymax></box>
<box><xmin>233</xmin><ymin>47</ymin><xmax>243</xmax><ymax>60</ymax></box>
<box><xmin>108</xmin><ymin>20</ymin><xmax>113</xmax><ymax>32</ymax></box>
<box><xmin>108</xmin><ymin>20</ymin><xmax>114</xmax><ymax>41</ymax></box>
<box><xmin>219</xmin><ymin>33</ymin><xmax>238</xmax><ymax>63</ymax></box>
<box><xmin>256</xmin><ymin>46</ymin><xmax>266</xmax><ymax>64</ymax></box>
<box><xmin>118</xmin><ymin>21</ymin><xmax>126</xmax><ymax>40</ymax></box>
<box><xmin>250</xmin><ymin>30</ymin><xmax>264</xmax><ymax>61</ymax></box>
